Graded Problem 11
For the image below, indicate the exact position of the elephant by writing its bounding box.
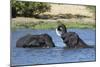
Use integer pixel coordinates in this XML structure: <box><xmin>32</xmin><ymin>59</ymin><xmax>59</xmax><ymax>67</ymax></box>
<box><xmin>56</xmin><ymin>24</ymin><xmax>92</xmax><ymax>48</ymax></box>
<box><xmin>16</xmin><ymin>34</ymin><xmax>55</xmax><ymax>48</ymax></box>
<box><xmin>61</xmin><ymin>32</ymin><xmax>89</xmax><ymax>48</ymax></box>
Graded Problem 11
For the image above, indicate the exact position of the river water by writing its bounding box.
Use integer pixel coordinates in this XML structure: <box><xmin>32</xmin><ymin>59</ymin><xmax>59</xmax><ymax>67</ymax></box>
<box><xmin>11</xmin><ymin>29</ymin><xmax>96</xmax><ymax>66</ymax></box>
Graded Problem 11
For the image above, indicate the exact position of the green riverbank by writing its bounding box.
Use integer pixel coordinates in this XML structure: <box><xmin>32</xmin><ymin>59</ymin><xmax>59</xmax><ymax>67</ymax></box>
<box><xmin>11</xmin><ymin>21</ymin><xmax>95</xmax><ymax>31</ymax></box>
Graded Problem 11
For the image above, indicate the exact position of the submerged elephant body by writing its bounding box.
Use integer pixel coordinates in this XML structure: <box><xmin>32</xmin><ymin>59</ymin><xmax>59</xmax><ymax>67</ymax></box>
<box><xmin>16</xmin><ymin>34</ymin><xmax>55</xmax><ymax>48</ymax></box>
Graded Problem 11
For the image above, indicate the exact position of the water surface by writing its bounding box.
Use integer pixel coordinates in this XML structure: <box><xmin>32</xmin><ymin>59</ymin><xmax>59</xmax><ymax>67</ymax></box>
<box><xmin>11</xmin><ymin>29</ymin><xmax>96</xmax><ymax>66</ymax></box>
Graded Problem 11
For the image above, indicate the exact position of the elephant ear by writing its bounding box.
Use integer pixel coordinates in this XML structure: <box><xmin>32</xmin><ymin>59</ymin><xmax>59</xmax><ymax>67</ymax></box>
<box><xmin>68</xmin><ymin>34</ymin><xmax>79</xmax><ymax>48</ymax></box>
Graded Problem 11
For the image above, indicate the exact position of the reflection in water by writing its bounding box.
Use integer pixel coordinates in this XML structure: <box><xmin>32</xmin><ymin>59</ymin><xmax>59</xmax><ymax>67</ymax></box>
<box><xmin>11</xmin><ymin>29</ymin><xmax>96</xmax><ymax>66</ymax></box>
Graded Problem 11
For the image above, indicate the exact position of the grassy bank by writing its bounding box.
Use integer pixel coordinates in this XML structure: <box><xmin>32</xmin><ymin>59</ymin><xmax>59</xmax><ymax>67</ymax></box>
<box><xmin>11</xmin><ymin>21</ymin><xmax>95</xmax><ymax>31</ymax></box>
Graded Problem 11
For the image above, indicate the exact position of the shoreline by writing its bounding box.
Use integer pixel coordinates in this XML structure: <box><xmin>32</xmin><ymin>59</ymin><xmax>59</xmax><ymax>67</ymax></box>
<box><xmin>11</xmin><ymin>22</ymin><xmax>95</xmax><ymax>31</ymax></box>
<box><xmin>11</xmin><ymin>17</ymin><xmax>95</xmax><ymax>31</ymax></box>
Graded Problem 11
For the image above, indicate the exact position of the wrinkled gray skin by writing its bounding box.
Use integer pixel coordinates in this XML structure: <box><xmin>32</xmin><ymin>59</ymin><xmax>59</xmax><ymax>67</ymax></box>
<box><xmin>61</xmin><ymin>32</ymin><xmax>90</xmax><ymax>48</ymax></box>
<box><xmin>16</xmin><ymin>34</ymin><xmax>55</xmax><ymax>48</ymax></box>
<box><xmin>57</xmin><ymin>24</ymin><xmax>91</xmax><ymax>48</ymax></box>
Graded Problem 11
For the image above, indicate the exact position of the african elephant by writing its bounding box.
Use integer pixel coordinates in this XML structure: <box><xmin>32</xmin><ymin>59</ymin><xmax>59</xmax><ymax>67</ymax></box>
<box><xmin>56</xmin><ymin>24</ymin><xmax>92</xmax><ymax>48</ymax></box>
<box><xmin>16</xmin><ymin>34</ymin><xmax>55</xmax><ymax>48</ymax></box>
